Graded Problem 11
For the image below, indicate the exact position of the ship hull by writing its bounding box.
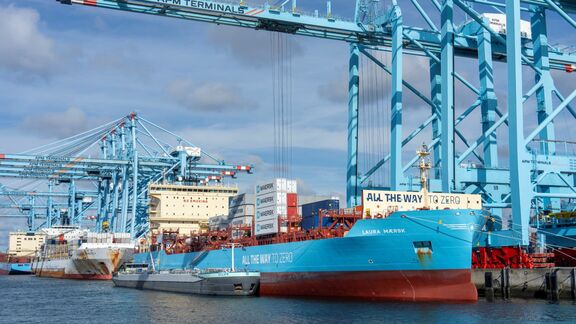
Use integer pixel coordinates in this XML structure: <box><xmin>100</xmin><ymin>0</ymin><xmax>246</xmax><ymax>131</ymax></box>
<box><xmin>135</xmin><ymin>209</ymin><xmax>485</xmax><ymax>302</ymax></box>
<box><xmin>0</xmin><ymin>262</ymin><xmax>32</xmax><ymax>275</ymax></box>
<box><xmin>261</xmin><ymin>269</ymin><xmax>475</xmax><ymax>302</ymax></box>
<box><xmin>32</xmin><ymin>246</ymin><xmax>133</xmax><ymax>280</ymax></box>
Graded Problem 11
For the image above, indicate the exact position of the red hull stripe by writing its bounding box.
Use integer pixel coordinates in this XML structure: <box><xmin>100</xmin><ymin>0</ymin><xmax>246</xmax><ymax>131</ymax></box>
<box><xmin>261</xmin><ymin>269</ymin><xmax>477</xmax><ymax>302</ymax></box>
<box><xmin>84</xmin><ymin>0</ymin><xmax>97</xmax><ymax>6</ymax></box>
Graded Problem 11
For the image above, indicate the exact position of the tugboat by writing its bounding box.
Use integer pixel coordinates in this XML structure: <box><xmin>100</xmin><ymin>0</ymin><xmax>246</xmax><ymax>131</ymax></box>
<box><xmin>113</xmin><ymin>243</ymin><xmax>260</xmax><ymax>296</ymax></box>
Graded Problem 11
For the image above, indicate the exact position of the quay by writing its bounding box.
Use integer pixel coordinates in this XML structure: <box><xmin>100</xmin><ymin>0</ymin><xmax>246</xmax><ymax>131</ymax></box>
<box><xmin>473</xmin><ymin>268</ymin><xmax>576</xmax><ymax>301</ymax></box>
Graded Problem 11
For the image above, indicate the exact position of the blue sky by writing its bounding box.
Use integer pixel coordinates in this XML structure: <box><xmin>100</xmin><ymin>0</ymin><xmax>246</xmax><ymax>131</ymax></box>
<box><xmin>1</xmin><ymin>0</ymin><xmax>576</xmax><ymax>249</ymax></box>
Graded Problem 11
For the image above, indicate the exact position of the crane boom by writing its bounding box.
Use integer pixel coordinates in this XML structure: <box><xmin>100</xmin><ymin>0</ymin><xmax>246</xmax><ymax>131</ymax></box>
<box><xmin>59</xmin><ymin>0</ymin><xmax>576</xmax><ymax>69</ymax></box>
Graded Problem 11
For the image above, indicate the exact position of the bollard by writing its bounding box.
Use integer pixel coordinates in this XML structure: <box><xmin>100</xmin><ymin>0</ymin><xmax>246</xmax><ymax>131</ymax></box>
<box><xmin>571</xmin><ymin>268</ymin><xmax>576</xmax><ymax>301</ymax></box>
<box><xmin>504</xmin><ymin>268</ymin><xmax>511</xmax><ymax>299</ymax></box>
<box><xmin>485</xmin><ymin>271</ymin><xmax>494</xmax><ymax>302</ymax></box>
<box><xmin>551</xmin><ymin>271</ymin><xmax>559</xmax><ymax>302</ymax></box>
<box><xmin>500</xmin><ymin>268</ymin><xmax>510</xmax><ymax>300</ymax></box>
<box><xmin>545</xmin><ymin>272</ymin><xmax>551</xmax><ymax>300</ymax></box>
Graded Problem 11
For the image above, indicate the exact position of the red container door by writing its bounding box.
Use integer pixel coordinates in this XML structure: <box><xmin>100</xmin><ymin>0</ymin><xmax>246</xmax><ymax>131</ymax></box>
<box><xmin>287</xmin><ymin>193</ymin><xmax>298</xmax><ymax>207</ymax></box>
<box><xmin>287</xmin><ymin>206</ymin><xmax>298</xmax><ymax>217</ymax></box>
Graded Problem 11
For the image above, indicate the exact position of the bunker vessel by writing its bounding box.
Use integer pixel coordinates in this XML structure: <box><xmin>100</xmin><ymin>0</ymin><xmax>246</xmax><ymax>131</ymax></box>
<box><xmin>113</xmin><ymin>262</ymin><xmax>260</xmax><ymax>296</ymax></box>
<box><xmin>31</xmin><ymin>226</ymin><xmax>134</xmax><ymax>280</ymax></box>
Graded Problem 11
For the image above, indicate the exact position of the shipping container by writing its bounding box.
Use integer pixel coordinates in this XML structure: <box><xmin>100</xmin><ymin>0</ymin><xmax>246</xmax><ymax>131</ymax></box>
<box><xmin>229</xmin><ymin>193</ymin><xmax>255</xmax><ymax>208</ymax></box>
<box><xmin>255</xmin><ymin>178</ymin><xmax>297</xmax><ymax>196</ymax></box>
<box><xmin>287</xmin><ymin>193</ymin><xmax>298</xmax><ymax>207</ymax></box>
<box><xmin>208</xmin><ymin>215</ymin><xmax>230</xmax><ymax>231</ymax></box>
<box><xmin>256</xmin><ymin>192</ymin><xmax>287</xmax><ymax>208</ymax></box>
<box><xmin>254</xmin><ymin>218</ymin><xmax>278</xmax><ymax>236</ymax></box>
<box><xmin>287</xmin><ymin>206</ymin><xmax>298</xmax><ymax>217</ymax></box>
<box><xmin>229</xmin><ymin>215</ymin><xmax>253</xmax><ymax>226</ymax></box>
<box><xmin>301</xmin><ymin>199</ymin><xmax>340</xmax><ymax>230</ymax></box>
<box><xmin>228</xmin><ymin>204</ymin><xmax>255</xmax><ymax>217</ymax></box>
<box><xmin>255</xmin><ymin>205</ymin><xmax>286</xmax><ymax>220</ymax></box>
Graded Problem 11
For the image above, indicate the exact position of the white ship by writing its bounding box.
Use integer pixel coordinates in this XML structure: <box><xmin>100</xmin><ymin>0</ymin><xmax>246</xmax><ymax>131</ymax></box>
<box><xmin>31</xmin><ymin>226</ymin><xmax>134</xmax><ymax>280</ymax></box>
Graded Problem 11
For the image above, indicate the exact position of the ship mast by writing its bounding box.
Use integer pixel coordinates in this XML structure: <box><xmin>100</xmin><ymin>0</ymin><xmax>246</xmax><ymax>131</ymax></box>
<box><xmin>417</xmin><ymin>144</ymin><xmax>432</xmax><ymax>209</ymax></box>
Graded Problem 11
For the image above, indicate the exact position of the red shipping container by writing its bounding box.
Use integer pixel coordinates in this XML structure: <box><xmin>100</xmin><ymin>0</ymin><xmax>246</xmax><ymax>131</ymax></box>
<box><xmin>287</xmin><ymin>206</ymin><xmax>298</xmax><ymax>217</ymax></box>
<box><xmin>287</xmin><ymin>193</ymin><xmax>298</xmax><ymax>207</ymax></box>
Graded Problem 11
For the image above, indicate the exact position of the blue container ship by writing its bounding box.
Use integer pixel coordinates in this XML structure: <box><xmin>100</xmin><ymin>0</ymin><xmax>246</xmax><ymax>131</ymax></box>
<box><xmin>135</xmin><ymin>209</ymin><xmax>486</xmax><ymax>302</ymax></box>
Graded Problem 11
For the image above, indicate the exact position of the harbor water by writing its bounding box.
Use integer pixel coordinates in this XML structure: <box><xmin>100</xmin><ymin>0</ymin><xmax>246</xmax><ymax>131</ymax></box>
<box><xmin>1</xmin><ymin>276</ymin><xmax>575</xmax><ymax>323</ymax></box>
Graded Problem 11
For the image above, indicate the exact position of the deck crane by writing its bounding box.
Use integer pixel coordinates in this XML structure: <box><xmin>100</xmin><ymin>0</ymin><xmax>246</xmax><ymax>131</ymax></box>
<box><xmin>57</xmin><ymin>0</ymin><xmax>576</xmax><ymax>248</ymax></box>
<box><xmin>0</xmin><ymin>113</ymin><xmax>254</xmax><ymax>237</ymax></box>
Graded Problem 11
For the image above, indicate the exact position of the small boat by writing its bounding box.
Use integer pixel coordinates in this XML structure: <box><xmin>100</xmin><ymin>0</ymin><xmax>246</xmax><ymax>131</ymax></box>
<box><xmin>0</xmin><ymin>262</ymin><xmax>32</xmax><ymax>275</ymax></box>
<box><xmin>113</xmin><ymin>243</ymin><xmax>259</xmax><ymax>296</ymax></box>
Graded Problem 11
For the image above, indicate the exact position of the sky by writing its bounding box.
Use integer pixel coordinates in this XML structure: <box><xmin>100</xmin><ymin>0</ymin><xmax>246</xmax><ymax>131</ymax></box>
<box><xmin>1</xmin><ymin>0</ymin><xmax>576</xmax><ymax>249</ymax></box>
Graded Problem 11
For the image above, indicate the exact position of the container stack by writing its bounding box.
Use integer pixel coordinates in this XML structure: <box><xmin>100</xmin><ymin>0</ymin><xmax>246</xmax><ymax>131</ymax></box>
<box><xmin>228</xmin><ymin>194</ymin><xmax>255</xmax><ymax>239</ymax></box>
<box><xmin>228</xmin><ymin>194</ymin><xmax>255</xmax><ymax>227</ymax></box>
<box><xmin>208</xmin><ymin>215</ymin><xmax>230</xmax><ymax>231</ymax></box>
<box><xmin>255</xmin><ymin>179</ymin><xmax>297</xmax><ymax>236</ymax></box>
<box><xmin>301</xmin><ymin>198</ymin><xmax>340</xmax><ymax>231</ymax></box>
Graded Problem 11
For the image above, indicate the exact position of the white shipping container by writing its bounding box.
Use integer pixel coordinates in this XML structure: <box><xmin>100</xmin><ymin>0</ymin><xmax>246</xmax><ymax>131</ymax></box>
<box><xmin>229</xmin><ymin>204</ymin><xmax>255</xmax><ymax>217</ymax></box>
<box><xmin>229</xmin><ymin>194</ymin><xmax>255</xmax><ymax>208</ymax></box>
<box><xmin>255</xmin><ymin>205</ymin><xmax>286</xmax><ymax>220</ymax></box>
<box><xmin>256</xmin><ymin>178</ymin><xmax>297</xmax><ymax>196</ymax></box>
<box><xmin>208</xmin><ymin>215</ymin><xmax>230</xmax><ymax>227</ymax></box>
<box><xmin>256</xmin><ymin>192</ymin><xmax>287</xmax><ymax>208</ymax></box>
<box><xmin>230</xmin><ymin>216</ymin><xmax>253</xmax><ymax>226</ymax></box>
<box><xmin>286</xmin><ymin>180</ymin><xmax>297</xmax><ymax>194</ymax></box>
<box><xmin>362</xmin><ymin>190</ymin><xmax>482</xmax><ymax>218</ymax></box>
<box><xmin>255</xmin><ymin>218</ymin><xmax>278</xmax><ymax>236</ymax></box>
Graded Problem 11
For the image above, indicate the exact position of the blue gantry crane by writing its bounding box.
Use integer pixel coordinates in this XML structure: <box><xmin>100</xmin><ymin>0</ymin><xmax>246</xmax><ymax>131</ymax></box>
<box><xmin>52</xmin><ymin>0</ymin><xmax>576</xmax><ymax>247</ymax></box>
<box><xmin>0</xmin><ymin>112</ymin><xmax>253</xmax><ymax>237</ymax></box>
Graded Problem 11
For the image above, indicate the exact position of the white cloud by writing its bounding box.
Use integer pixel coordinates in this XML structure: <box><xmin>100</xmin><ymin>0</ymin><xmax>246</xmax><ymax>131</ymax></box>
<box><xmin>21</xmin><ymin>107</ymin><xmax>91</xmax><ymax>139</ymax></box>
<box><xmin>0</xmin><ymin>5</ymin><xmax>57</xmax><ymax>78</ymax></box>
<box><xmin>166</xmin><ymin>79</ymin><xmax>258</xmax><ymax>111</ymax></box>
<box><xmin>177</xmin><ymin>121</ymin><xmax>346</xmax><ymax>152</ymax></box>
<box><xmin>206</xmin><ymin>25</ymin><xmax>303</xmax><ymax>67</ymax></box>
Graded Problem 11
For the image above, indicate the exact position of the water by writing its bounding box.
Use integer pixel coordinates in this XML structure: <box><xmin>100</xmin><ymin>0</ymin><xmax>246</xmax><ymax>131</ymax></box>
<box><xmin>1</xmin><ymin>276</ymin><xmax>575</xmax><ymax>324</ymax></box>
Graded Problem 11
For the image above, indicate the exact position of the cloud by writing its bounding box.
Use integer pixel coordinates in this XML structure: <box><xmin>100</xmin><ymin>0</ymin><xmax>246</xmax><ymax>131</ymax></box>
<box><xmin>0</xmin><ymin>5</ymin><xmax>57</xmax><ymax>78</ymax></box>
<box><xmin>206</xmin><ymin>25</ymin><xmax>303</xmax><ymax>67</ymax></box>
<box><xmin>166</xmin><ymin>79</ymin><xmax>258</xmax><ymax>111</ymax></box>
<box><xmin>178</xmin><ymin>121</ymin><xmax>346</xmax><ymax>152</ymax></box>
<box><xmin>316</xmin><ymin>54</ymin><xmax>435</xmax><ymax>109</ymax></box>
<box><xmin>21</xmin><ymin>107</ymin><xmax>91</xmax><ymax>139</ymax></box>
<box><xmin>318</xmin><ymin>73</ymin><xmax>348</xmax><ymax>103</ymax></box>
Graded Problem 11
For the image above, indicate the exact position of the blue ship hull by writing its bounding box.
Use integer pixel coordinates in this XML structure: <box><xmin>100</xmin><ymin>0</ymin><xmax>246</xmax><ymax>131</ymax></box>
<box><xmin>0</xmin><ymin>263</ymin><xmax>32</xmax><ymax>275</ymax></box>
<box><xmin>135</xmin><ymin>209</ymin><xmax>485</xmax><ymax>301</ymax></box>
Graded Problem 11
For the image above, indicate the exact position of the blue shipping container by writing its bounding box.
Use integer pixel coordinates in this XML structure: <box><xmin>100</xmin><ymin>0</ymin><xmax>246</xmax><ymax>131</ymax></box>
<box><xmin>301</xmin><ymin>199</ymin><xmax>340</xmax><ymax>230</ymax></box>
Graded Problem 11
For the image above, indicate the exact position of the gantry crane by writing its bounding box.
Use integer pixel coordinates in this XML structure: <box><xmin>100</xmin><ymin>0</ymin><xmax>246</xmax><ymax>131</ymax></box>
<box><xmin>55</xmin><ymin>0</ymin><xmax>576</xmax><ymax>247</ymax></box>
<box><xmin>0</xmin><ymin>112</ymin><xmax>253</xmax><ymax>237</ymax></box>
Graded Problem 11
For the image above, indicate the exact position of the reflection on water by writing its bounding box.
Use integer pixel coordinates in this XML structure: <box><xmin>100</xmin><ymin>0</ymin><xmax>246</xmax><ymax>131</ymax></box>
<box><xmin>1</xmin><ymin>276</ymin><xmax>574</xmax><ymax>324</ymax></box>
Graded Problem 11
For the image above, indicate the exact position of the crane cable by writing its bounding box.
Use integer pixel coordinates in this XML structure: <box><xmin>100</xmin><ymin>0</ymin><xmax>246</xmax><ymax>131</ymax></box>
<box><xmin>270</xmin><ymin>32</ymin><xmax>294</xmax><ymax>179</ymax></box>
